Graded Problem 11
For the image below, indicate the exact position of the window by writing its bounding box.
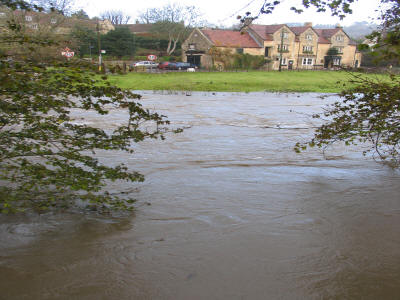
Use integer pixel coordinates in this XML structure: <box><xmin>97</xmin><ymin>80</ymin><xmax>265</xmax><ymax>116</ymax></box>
<box><xmin>277</xmin><ymin>44</ymin><xmax>288</xmax><ymax>52</ymax></box>
<box><xmin>189</xmin><ymin>44</ymin><xmax>195</xmax><ymax>50</ymax></box>
<box><xmin>280</xmin><ymin>31</ymin><xmax>288</xmax><ymax>39</ymax></box>
<box><xmin>25</xmin><ymin>15</ymin><xmax>32</xmax><ymax>21</ymax></box>
<box><xmin>0</xmin><ymin>12</ymin><xmax>6</xmax><ymax>18</ymax></box>
<box><xmin>30</xmin><ymin>23</ymin><xmax>38</xmax><ymax>30</ymax></box>
<box><xmin>305</xmin><ymin>34</ymin><xmax>313</xmax><ymax>40</ymax></box>
<box><xmin>336</xmin><ymin>34</ymin><xmax>344</xmax><ymax>41</ymax></box>
<box><xmin>236</xmin><ymin>48</ymin><xmax>244</xmax><ymax>54</ymax></box>
<box><xmin>333</xmin><ymin>58</ymin><xmax>341</xmax><ymax>65</ymax></box>
<box><xmin>51</xmin><ymin>18</ymin><xmax>57</xmax><ymax>24</ymax></box>
<box><xmin>281</xmin><ymin>58</ymin><xmax>287</xmax><ymax>65</ymax></box>
<box><xmin>302</xmin><ymin>58</ymin><xmax>313</xmax><ymax>65</ymax></box>
<box><xmin>335</xmin><ymin>46</ymin><xmax>344</xmax><ymax>54</ymax></box>
<box><xmin>302</xmin><ymin>45</ymin><xmax>313</xmax><ymax>53</ymax></box>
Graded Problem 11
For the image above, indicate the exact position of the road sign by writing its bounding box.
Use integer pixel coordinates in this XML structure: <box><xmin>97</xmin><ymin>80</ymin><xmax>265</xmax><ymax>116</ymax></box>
<box><xmin>61</xmin><ymin>47</ymin><xmax>74</xmax><ymax>58</ymax></box>
<box><xmin>147</xmin><ymin>54</ymin><xmax>157</xmax><ymax>61</ymax></box>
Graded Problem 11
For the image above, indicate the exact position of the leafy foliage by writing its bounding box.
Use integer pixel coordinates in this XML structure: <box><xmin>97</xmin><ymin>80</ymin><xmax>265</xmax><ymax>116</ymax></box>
<box><xmin>208</xmin><ymin>47</ymin><xmax>265</xmax><ymax>70</ymax></box>
<box><xmin>0</xmin><ymin>1</ymin><xmax>170</xmax><ymax>213</ymax></box>
<box><xmin>101</xmin><ymin>27</ymin><xmax>135</xmax><ymax>58</ymax></box>
<box><xmin>295</xmin><ymin>74</ymin><xmax>400</xmax><ymax>166</ymax></box>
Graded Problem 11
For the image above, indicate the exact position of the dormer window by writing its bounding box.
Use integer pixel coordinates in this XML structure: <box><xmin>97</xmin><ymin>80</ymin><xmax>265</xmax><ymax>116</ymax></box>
<box><xmin>306</xmin><ymin>34</ymin><xmax>313</xmax><ymax>40</ymax></box>
<box><xmin>25</xmin><ymin>15</ymin><xmax>32</xmax><ymax>22</ymax></box>
<box><xmin>336</xmin><ymin>34</ymin><xmax>344</xmax><ymax>41</ymax></box>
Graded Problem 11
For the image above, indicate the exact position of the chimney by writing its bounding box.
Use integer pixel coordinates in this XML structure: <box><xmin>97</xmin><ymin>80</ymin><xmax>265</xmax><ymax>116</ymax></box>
<box><xmin>304</xmin><ymin>22</ymin><xmax>312</xmax><ymax>27</ymax></box>
<box><xmin>335</xmin><ymin>23</ymin><xmax>342</xmax><ymax>28</ymax></box>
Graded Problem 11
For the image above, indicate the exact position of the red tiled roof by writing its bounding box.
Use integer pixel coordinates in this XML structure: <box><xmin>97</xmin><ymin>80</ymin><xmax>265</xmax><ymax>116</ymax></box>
<box><xmin>201</xmin><ymin>29</ymin><xmax>260</xmax><ymax>48</ymax></box>
<box><xmin>289</xmin><ymin>26</ymin><xmax>309</xmax><ymax>35</ymax></box>
<box><xmin>248</xmin><ymin>24</ymin><xmax>284</xmax><ymax>40</ymax></box>
<box><xmin>314</xmin><ymin>28</ymin><xmax>342</xmax><ymax>38</ymax></box>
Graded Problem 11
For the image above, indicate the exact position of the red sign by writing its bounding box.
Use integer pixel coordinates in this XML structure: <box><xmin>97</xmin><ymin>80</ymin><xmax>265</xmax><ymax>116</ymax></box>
<box><xmin>61</xmin><ymin>47</ymin><xmax>74</xmax><ymax>58</ymax></box>
<box><xmin>147</xmin><ymin>54</ymin><xmax>157</xmax><ymax>61</ymax></box>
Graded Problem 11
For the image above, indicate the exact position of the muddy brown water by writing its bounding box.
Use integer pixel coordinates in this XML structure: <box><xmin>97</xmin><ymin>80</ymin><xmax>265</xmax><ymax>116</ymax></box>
<box><xmin>0</xmin><ymin>92</ymin><xmax>399</xmax><ymax>300</ymax></box>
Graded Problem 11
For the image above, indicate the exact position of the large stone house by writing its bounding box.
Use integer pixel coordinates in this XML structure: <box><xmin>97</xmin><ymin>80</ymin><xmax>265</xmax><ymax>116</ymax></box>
<box><xmin>182</xmin><ymin>23</ymin><xmax>362</xmax><ymax>70</ymax></box>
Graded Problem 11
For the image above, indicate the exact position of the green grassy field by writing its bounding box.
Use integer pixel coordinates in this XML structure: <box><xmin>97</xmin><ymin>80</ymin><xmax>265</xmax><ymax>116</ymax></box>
<box><xmin>106</xmin><ymin>70</ymin><xmax>385</xmax><ymax>93</ymax></box>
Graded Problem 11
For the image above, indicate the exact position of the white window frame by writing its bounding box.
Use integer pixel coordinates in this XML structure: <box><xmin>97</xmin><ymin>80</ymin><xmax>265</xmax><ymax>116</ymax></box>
<box><xmin>302</xmin><ymin>58</ymin><xmax>313</xmax><ymax>65</ymax></box>
<box><xmin>305</xmin><ymin>34</ymin><xmax>313</xmax><ymax>40</ymax></box>
<box><xmin>278</xmin><ymin>44</ymin><xmax>288</xmax><ymax>51</ymax></box>
<box><xmin>333</xmin><ymin>58</ymin><xmax>341</xmax><ymax>66</ymax></box>
<box><xmin>30</xmin><ymin>23</ymin><xmax>38</xmax><ymax>30</ymax></box>
<box><xmin>302</xmin><ymin>45</ymin><xmax>313</xmax><ymax>52</ymax></box>
<box><xmin>281</xmin><ymin>58</ymin><xmax>287</xmax><ymax>65</ymax></box>
<box><xmin>51</xmin><ymin>18</ymin><xmax>57</xmax><ymax>24</ymax></box>
<box><xmin>189</xmin><ymin>43</ymin><xmax>195</xmax><ymax>50</ymax></box>
<box><xmin>0</xmin><ymin>12</ymin><xmax>6</xmax><ymax>18</ymax></box>
<box><xmin>25</xmin><ymin>15</ymin><xmax>32</xmax><ymax>21</ymax></box>
<box><xmin>336</xmin><ymin>34</ymin><xmax>344</xmax><ymax>41</ymax></box>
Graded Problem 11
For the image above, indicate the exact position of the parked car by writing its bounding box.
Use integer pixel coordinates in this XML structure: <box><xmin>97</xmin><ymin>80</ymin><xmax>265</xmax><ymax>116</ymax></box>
<box><xmin>132</xmin><ymin>61</ymin><xmax>158</xmax><ymax>68</ymax></box>
<box><xmin>175</xmin><ymin>62</ymin><xmax>198</xmax><ymax>70</ymax></box>
<box><xmin>158</xmin><ymin>62</ymin><xmax>178</xmax><ymax>70</ymax></box>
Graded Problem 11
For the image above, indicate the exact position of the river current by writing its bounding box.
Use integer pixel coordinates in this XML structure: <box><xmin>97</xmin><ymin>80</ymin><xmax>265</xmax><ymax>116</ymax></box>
<box><xmin>1</xmin><ymin>92</ymin><xmax>399</xmax><ymax>299</ymax></box>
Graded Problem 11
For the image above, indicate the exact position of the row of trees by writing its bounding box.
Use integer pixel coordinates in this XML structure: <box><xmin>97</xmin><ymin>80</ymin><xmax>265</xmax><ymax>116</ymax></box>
<box><xmin>68</xmin><ymin>3</ymin><xmax>204</xmax><ymax>58</ymax></box>
<box><xmin>70</xmin><ymin>26</ymin><xmax>180</xmax><ymax>59</ymax></box>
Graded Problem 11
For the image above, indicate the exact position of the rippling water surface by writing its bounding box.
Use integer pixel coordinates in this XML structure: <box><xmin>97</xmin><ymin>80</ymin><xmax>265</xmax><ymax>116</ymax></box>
<box><xmin>1</xmin><ymin>92</ymin><xmax>399</xmax><ymax>299</ymax></box>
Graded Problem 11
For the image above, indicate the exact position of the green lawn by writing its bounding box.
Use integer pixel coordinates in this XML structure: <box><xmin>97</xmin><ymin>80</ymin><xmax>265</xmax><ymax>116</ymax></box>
<box><xmin>107</xmin><ymin>70</ymin><xmax>385</xmax><ymax>93</ymax></box>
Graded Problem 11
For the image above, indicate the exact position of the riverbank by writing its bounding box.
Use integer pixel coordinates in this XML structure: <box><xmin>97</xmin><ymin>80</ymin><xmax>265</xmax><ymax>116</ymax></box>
<box><xmin>107</xmin><ymin>70</ymin><xmax>386</xmax><ymax>93</ymax></box>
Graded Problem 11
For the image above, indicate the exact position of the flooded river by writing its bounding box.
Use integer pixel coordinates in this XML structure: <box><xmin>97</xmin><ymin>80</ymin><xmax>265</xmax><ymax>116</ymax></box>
<box><xmin>1</xmin><ymin>92</ymin><xmax>399</xmax><ymax>299</ymax></box>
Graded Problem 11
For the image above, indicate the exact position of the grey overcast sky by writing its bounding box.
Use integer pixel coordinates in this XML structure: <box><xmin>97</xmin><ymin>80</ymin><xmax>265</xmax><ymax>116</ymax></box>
<box><xmin>80</xmin><ymin>0</ymin><xmax>381</xmax><ymax>27</ymax></box>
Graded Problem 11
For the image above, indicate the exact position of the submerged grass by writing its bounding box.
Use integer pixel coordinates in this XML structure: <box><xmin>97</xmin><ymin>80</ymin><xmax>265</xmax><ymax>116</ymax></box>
<box><xmin>106</xmin><ymin>70</ymin><xmax>387</xmax><ymax>93</ymax></box>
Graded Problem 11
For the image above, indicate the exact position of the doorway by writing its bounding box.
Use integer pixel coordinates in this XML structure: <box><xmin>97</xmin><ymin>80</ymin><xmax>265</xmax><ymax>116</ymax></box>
<box><xmin>187</xmin><ymin>55</ymin><xmax>201</xmax><ymax>67</ymax></box>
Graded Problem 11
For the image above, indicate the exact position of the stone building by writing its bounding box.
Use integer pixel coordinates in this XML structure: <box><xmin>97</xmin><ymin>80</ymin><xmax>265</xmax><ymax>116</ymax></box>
<box><xmin>181</xmin><ymin>23</ymin><xmax>362</xmax><ymax>70</ymax></box>
<box><xmin>0</xmin><ymin>8</ymin><xmax>114</xmax><ymax>35</ymax></box>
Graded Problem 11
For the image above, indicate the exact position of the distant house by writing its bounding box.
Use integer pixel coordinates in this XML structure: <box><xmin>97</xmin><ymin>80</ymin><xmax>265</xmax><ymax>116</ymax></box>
<box><xmin>182</xmin><ymin>22</ymin><xmax>362</xmax><ymax>69</ymax></box>
<box><xmin>0</xmin><ymin>8</ymin><xmax>114</xmax><ymax>35</ymax></box>
<box><xmin>181</xmin><ymin>28</ymin><xmax>261</xmax><ymax>67</ymax></box>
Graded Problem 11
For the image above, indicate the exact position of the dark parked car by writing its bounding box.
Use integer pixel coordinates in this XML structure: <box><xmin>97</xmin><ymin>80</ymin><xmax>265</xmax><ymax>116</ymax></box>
<box><xmin>158</xmin><ymin>62</ymin><xmax>178</xmax><ymax>70</ymax></box>
<box><xmin>175</xmin><ymin>62</ymin><xmax>198</xmax><ymax>70</ymax></box>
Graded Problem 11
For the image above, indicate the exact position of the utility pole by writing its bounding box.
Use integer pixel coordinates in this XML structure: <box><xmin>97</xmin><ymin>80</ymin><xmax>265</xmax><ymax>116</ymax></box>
<box><xmin>278</xmin><ymin>28</ymin><xmax>285</xmax><ymax>72</ymax></box>
<box><xmin>97</xmin><ymin>21</ymin><xmax>102</xmax><ymax>72</ymax></box>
